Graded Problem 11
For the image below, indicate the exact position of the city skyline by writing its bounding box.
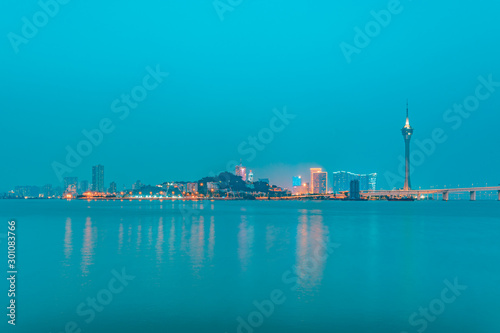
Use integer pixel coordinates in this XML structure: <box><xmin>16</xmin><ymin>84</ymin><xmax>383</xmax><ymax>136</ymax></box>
<box><xmin>5</xmin><ymin>101</ymin><xmax>497</xmax><ymax>196</ymax></box>
<box><xmin>3</xmin><ymin>2</ymin><xmax>500</xmax><ymax>194</ymax></box>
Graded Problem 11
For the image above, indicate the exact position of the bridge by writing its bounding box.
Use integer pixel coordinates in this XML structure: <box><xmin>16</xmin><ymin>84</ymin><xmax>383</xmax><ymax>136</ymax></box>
<box><xmin>360</xmin><ymin>186</ymin><xmax>500</xmax><ymax>201</ymax></box>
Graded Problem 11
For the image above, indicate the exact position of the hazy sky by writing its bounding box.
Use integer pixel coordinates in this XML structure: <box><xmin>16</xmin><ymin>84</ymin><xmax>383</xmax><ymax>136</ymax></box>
<box><xmin>1</xmin><ymin>0</ymin><xmax>499</xmax><ymax>192</ymax></box>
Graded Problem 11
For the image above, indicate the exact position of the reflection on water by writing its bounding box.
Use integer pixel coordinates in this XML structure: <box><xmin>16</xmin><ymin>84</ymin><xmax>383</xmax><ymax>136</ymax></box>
<box><xmin>208</xmin><ymin>216</ymin><xmax>215</xmax><ymax>260</ymax></box>
<box><xmin>147</xmin><ymin>224</ymin><xmax>153</xmax><ymax>249</ymax></box>
<box><xmin>63</xmin><ymin>217</ymin><xmax>72</xmax><ymax>266</ymax></box>
<box><xmin>168</xmin><ymin>217</ymin><xmax>176</xmax><ymax>260</ymax></box>
<box><xmin>238</xmin><ymin>215</ymin><xmax>254</xmax><ymax>271</ymax></box>
<box><xmin>118</xmin><ymin>223</ymin><xmax>124</xmax><ymax>254</ymax></box>
<box><xmin>295</xmin><ymin>209</ymin><xmax>329</xmax><ymax>292</ymax></box>
<box><xmin>136</xmin><ymin>224</ymin><xmax>142</xmax><ymax>250</ymax></box>
<box><xmin>155</xmin><ymin>217</ymin><xmax>164</xmax><ymax>264</ymax></box>
<box><xmin>127</xmin><ymin>224</ymin><xmax>132</xmax><ymax>245</ymax></box>
<box><xmin>10</xmin><ymin>200</ymin><xmax>499</xmax><ymax>333</ymax></box>
<box><xmin>190</xmin><ymin>216</ymin><xmax>206</xmax><ymax>273</ymax></box>
<box><xmin>80</xmin><ymin>217</ymin><xmax>96</xmax><ymax>276</ymax></box>
<box><xmin>265</xmin><ymin>225</ymin><xmax>277</xmax><ymax>252</ymax></box>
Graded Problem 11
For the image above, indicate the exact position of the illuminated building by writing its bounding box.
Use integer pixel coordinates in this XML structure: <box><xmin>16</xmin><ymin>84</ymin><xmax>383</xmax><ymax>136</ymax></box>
<box><xmin>402</xmin><ymin>101</ymin><xmax>413</xmax><ymax>190</ymax></box>
<box><xmin>42</xmin><ymin>184</ymin><xmax>52</xmax><ymax>197</ymax></box>
<box><xmin>92</xmin><ymin>165</ymin><xmax>104</xmax><ymax>192</ymax></box>
<box><xmin>235</xmin><ymin>163</ymin><xmax>247</xmax><ymax>181</ymax></box>
<box><xmin>332</xmin><ymin>171</ymin><xmax>377</xmax><ymax>192</ymax></box>
<box><xmin>187</xmin><ymin>182</ymin><xmax>198</xmax><ymax>193</ymax></box>
<box><xmin>310</xmin><ymin>168</ymin><xmax>327</xmax><ymax>194</ymax></box>
<box><xmin>349</xmin><ymin>179</ymin><xmax>360</xmax><ymax>200</ymax></box>
<box><xmin>292</xmin><ymin>176</ymin><xmax>306</xmax><ymax>195</ymax></box>
<box><xmin>207</xmin><ymin>182</ymin><xmax>219</xmax><ymax>192</ymax></box>
<box><xmin>64</xmin><ymin>177</ymin><xmax>78</xmax><ymax>194</ymax></box>
<box><xmin>310</xmin><ymin>168</ymin><xmax>322</xmax><ymax>193</ymax></box>
<box><xmin>248</xmin><ymin>170</ymin><xmax>254</xmax><ymax>182</ymax></box>
<box><xmin>108</xmin><ymin>181</ymin><xmax>117</xmax><ymax>194</ymax></box>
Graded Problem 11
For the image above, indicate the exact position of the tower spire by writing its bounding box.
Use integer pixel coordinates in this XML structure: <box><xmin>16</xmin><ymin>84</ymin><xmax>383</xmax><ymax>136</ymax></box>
<box><xmin>401</xmin><ymin>100</ymin><xmax>414</xmax><ymax>191</ymax></box>
<box><xmin>404</xmin><ymin>99</ymin><xmax>411</xmax><ymax>128</ymax></box>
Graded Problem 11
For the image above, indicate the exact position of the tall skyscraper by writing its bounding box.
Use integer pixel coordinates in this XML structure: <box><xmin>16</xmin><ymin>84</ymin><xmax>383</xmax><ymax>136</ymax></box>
<box><xmin>310</xmin><ymin>168</ymin><xmax>322</xmax><ymax>193</ymax></box>
<box><xmin>349</xmin><ymin>179</ymin><xmax>360</xmax><ymax>200</ymax></box>
<box><xmin>401</xmin><ymin>102</ymin><xmax>413</xmax><ymax>191</ymax></box>
<box><xmin>311</xmin><ymin>169</ymin><xmax>327</xmax><ymax>194</ymax></box>
<box><xmin>235</xmin><ymin>163</ymin><xmax>247</xmax><ymax>181</ymax></box>
<box><xmin>92</xmin><ymin>165</ymin><xmax>104</xmax><ymax>192</ymax></box>
<box><xmin>292</xmin><ymin>176</ymin><xmax>302</xmax><ymax>187</ymax></box>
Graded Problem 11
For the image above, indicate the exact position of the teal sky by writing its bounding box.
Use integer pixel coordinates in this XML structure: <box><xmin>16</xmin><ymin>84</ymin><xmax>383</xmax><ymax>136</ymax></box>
<box><xmin>1</xmin><ymin>0</ymin><xmax>499</xmax><ymax>191</ymax></box>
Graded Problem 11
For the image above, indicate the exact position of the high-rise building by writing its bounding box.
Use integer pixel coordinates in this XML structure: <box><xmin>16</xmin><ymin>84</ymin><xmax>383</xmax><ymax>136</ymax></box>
<box><xmin>108</xmin><ymin>181</ymin><xmax>117</xmax><ymax>194</ymax></box>
<box><xmin>235</xmin><ymin>163</ymin><xmax>247</xmax><ymax>181</ymax></box>
<box><xmin>64</xmin><ymin>177</ymin><xmax>78</xmax><ymax>194</ymax></box>
<box><xmin>132</xmin><ymin>180</ymin><xmax>143</xmax><ymax>190</ymax></box>
<box><xmin>349</xmin><ymin>179</ymin><xmax>360</xmax><ymax>200</ymax></box>
<box><xmin>310</xmin><ymin>168</ymin><xmax>322</xmax><ymax>193</ymax></box>
<box><xmin>92</xmin><ymin>165</ymin><xmax>104</xmax><ymax>192</ymax></box>
<box><xmin>42</xmin><ymin>184</ymin><xmax>52</xmax><ymax>198</ymax></box>
<box><xmin>402</xmin><ymin>101</ymin><xmax>413</xmax><ymax>190</ymax></box>
<box><xmin>332</xmin><ymin>171</ymin><xmax>377</xmax><ymax>192</ymax></box>
<box><xmin>79</xmin><ymin>180</ymin><xmax>89</xmax><ymax>194</ymax></box>
<box><xmin>311</xmin><ymin>169</ymin><xmax>327</xmax><ymax>194</ymax></box>
<box><xmin>332</xmin><ymin>171</ymin><xmax>356</xmax><ymax>193</ymax></box>
<box><xmin>292</xmin><ymin>176</ymin><xmax>309</xmax><ymax>195</ymax></box>
<box><xmin>248</xmin><ymin>170</ymin><xmax>254</xmax><ymax>182</ymax></box>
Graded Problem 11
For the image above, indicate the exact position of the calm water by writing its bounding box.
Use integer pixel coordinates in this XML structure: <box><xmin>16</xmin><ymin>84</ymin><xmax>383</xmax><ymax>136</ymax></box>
<box><xmin>1</xmin><ymin>200</ymin><xmax>499</xmax><ymax>333</ymax></box>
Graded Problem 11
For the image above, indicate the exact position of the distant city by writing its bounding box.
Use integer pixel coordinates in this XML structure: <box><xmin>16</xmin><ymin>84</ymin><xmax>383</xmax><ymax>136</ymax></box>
<box><xmin>3</xmin><ymin>106</ymin><xmax>499</xmax><ymax>201</ymax></box>
<box><xmin>1</xmin><ymin>162</ymin><xmax>377</xmax><ymax>200</ymax></box>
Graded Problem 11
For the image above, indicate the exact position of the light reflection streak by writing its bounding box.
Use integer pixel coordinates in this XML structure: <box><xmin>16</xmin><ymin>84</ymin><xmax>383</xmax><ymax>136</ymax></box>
<box><xmin>155</xmin><ymin>217</ymin><xmax>164</xmax><ymax>263</ymax></box>
<box><xmin>63</xmin><ymin>217</ymin><xmax>72</xmax><ymax>264</ymax></box>
<box><xmin>208</xmin><ymin>216</ymin><xmax>215</xmax><ymax>260</ymax></box>
<box><xmin>295</xmin><ymin>210</ymin><xmax>329</xmax><ymax>291</ymax></box>
<box><xmin>169</xmin><ymin>217</ymin><xmax>177</xmax><ymax>260</ymax></box>
<box><xmin>118</xmin><ymin>223</ymin><xmax>124</xmax><ymax>254</ymax></box>
<box><xmin>81</xmin><ymin>217</ymin><xmax>96</xmax><ymax>276</ymax></box>
<box><xmin>238</xmin><ymin>215</ymin><xmax>254</xmax><ymax>271</ymax></box>
<box><xmin>136</xmin><ymin>224</ymin><xmax>142</xmax><ymax>249</ymax></box>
